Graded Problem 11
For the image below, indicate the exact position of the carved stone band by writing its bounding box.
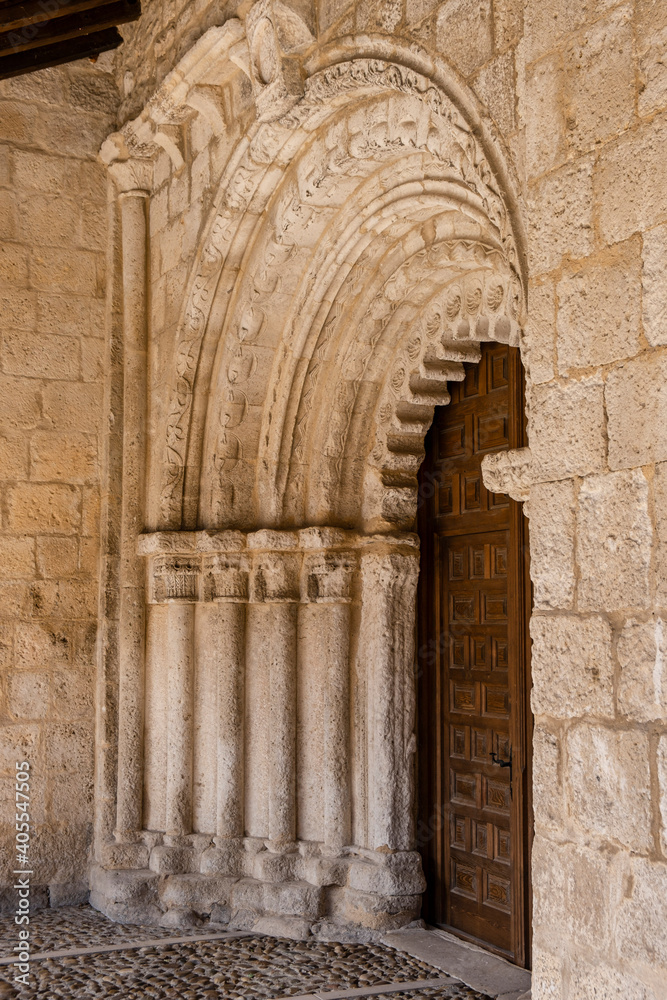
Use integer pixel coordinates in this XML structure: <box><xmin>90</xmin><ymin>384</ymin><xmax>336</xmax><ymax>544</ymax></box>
<box><xmin>138</xmin><ymin>528</ymin><xmax>418</xmax><ymax>605</ymax></box>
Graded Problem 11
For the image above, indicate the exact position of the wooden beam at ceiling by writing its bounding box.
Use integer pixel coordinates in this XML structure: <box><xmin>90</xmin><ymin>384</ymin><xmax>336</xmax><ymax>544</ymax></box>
<box><xmin>0</xmin><ymin>0</ymin><xmax>139</xmax><ymax>54</ymax></box>
<box><xmin>0</xmin><ymin>0</ymin><xmax>140</xmax><ymax>79</ymax></box>
<box><xmin>0</xmin><ymin>0</ymin><xmax>116</xmax><ymax>32</ymax></box>
<box><xmin>0</xmin><ymin>24</ymin><xmax>123</xmax><ymax>78</ymax></box>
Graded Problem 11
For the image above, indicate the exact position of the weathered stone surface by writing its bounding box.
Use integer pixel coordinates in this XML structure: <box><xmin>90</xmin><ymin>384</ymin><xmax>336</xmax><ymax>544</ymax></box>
<box><xmin>563</xmin><ymin>5</ymin><xmax>634</xmax><ymax>154</ymax></box>
<box><xmin>642</xmin><ymin>223</ymin><xmax>667</xmax><ymax>347</ymax></box>
<box><xmin>524</xmin><ymin>52</ymin><xmax>566</xmax><ymax>179</ymax></box>
<box><xmin>435</xmin><ymin>0</ymin><xmax>493</xmax><ymax>76</ymax></box>
<box><xmin>654</xmin><ymin>462</ymin><xmax>667</xmax><ymax>607</ymax></box>
<box><xmin>606</xmin><ymin>352</ymin><xmax>667</xmax><ymax>469</ymax></box>
<box><xmin>530</xmin><ymin>615</ymin><xmax>614</xmax><ymax>718</ymax></box>
<box><xmin>576</xmin><ymin>470</ymin><xmax>652</xmax><ymax>611</ymax></box>
<box><xmin>532</xmin><ymin>726</ymin><xmax>564</xmax><ymax>833</ymax></box>
<box><xmin>527</xmin><ymin>156</ymin><xmax>595</xmax><ymax>274</ymax></box>
<box><xmin>526</xmin><ymin>479</ymin><xmax>576</xmax><ymax>609</ymax></box>
<box><xmin>617</xmin><ymin>618</ymin><xmax>667</xmax><ymax>722</ymax></box>
<box><xmin>615</xmin><ymin>857</ymin><xmax>667</xmax><ymax>971</ymax></box>
<box><xmin>556</xmin><ymin>240</ymin><xmax>641</xmax><ymax>373</ymax></box>
<box><xmin>566</xmin><ymin>724</ymin><xmax>652</xmax><ymax>852</ymax></box>
<box><xmin>569</xmin><ymin>957</ymin><xmax>659</xmax><ymax>1000</ymax></box>
<box><xmin>530</xmin><ymin>949</ymin><xmax>562</xmax><ymax>1000</ymax></box>
<box><xmin>528</xmin><ymin>377</ymin><xmax>606</xmax><ymax>482</ymax></box>
<box><xmin>524</xmin><ymin>279</ymin><xmax>555</xmax><ymax>384</ymax></box>
<box><xmin>596</xmin><ymin>111</ymin><xmax>667</xmax><ymax>244</ymax></box>
<box><xmin>532</xmin><ymin>836</ymin><xmax>623</xmax><ymax>949</ymax></box>
<box><xmin>658</xmin><ymin>735</ymin><xmax>667</xmax><ymax>859</ymax></box>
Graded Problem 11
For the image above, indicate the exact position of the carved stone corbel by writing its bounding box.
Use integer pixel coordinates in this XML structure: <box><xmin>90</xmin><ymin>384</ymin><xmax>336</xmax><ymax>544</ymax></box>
<box><xmin>481</xmin><ymin>446</ymin><xmax>533</xmax><ymax>502</ymax></box>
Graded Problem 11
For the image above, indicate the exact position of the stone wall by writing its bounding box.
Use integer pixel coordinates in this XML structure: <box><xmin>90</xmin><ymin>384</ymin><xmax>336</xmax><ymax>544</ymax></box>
<box><xmin>0</xmin><ymin>59</ymin><xmax>118</xmax><ymax>909</ymax></box>
<box><xmin>521</xmin><ymin>1</ymin><xmax>667</xmax><ymax>996</ymax></box>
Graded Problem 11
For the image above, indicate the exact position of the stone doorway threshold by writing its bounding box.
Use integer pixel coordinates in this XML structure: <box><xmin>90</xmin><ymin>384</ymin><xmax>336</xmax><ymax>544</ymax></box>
<box><xmin>381</xmin><ymin>928</ymin><xmax>531</xmax><ymax>1000</ymax></box>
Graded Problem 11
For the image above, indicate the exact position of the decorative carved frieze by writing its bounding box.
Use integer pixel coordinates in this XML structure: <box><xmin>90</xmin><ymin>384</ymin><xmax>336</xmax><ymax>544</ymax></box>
<box><xmin>138</xmin><ymin>529</ymin><xmax>416</xmax><ymax>604</ymax></box>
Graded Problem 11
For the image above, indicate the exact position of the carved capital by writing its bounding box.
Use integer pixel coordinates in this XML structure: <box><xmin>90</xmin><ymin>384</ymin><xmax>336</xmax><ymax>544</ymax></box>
<box><xmin>202</xmin><ymin>553</ymin><xmax>249</xmax><ymax>602</ymax></box>
<box><xmin>250</xmin><ymin>551</ymin><xmax>301</xmax><ymax>603</ymax></box>
<box><xmin>104</xmin><ymin>148</ymin><xmax>153</xmax><ymax>194</ymax></box>
<box><xmin>149</xmin><ymin>555</ymin><xmax>200</xmax><ymax>603</ymax></box>
<box><xmin>302</xmin><ymin>552</ymin><xmax>356</xmax><ymax>603</ymax></box>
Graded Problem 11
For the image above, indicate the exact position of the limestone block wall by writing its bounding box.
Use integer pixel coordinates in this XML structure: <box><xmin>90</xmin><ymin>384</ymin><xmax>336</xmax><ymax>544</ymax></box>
<box><xmin>0</xmin><ymin>0</ymin><xmax>665</xmax><ymax>996</ymax></box>
<box><xmin>0</xmin><ymin>59</ymin><xmax>119</xmax><ymax>908</ymax></box>
<box><xmin>519</xmin><ymin>1</ymin><xmax>667</xmax><ymax>996</ymax></box>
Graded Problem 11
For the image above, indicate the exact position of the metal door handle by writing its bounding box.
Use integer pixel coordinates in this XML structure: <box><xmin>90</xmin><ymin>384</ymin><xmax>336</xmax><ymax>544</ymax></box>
<box><xmin>490</xmin><ymin>751</ymin><xmax>512</xmax><ymax>768</ymax></box>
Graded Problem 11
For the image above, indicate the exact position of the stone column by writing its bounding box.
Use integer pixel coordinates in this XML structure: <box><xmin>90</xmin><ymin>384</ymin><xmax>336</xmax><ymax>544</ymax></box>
<box><xmin>144</xmin><ymin>552</ymin><xmax>199</xmax><ymax>843</ymax></box>
<box><xmin>300</xmin><ymin>533</ymin><xmax>356</xmax><ymax>851</ymax></box>
<box><xmin>165</xmin><ymin>602</ymin><xmax>196</xmax><ymax>838</ymax></box>
<box><xmin>198</xmin><ymin>537</ymin><xmax>248</xmax><ymax>841</ymax></box>
<box><xmin>110</xmin><ymin>162</ymin><xmax>151</xmax><ymax>844</ymax></box>
<box><xmin>248</xmin><ymin>531</ymin><xmax>300</xmax><ymax>849</ymax></box>
<box><xmin>359</xmin><ymin>536</ymin><xmax>420</xmax><ymax>852</ymax></box>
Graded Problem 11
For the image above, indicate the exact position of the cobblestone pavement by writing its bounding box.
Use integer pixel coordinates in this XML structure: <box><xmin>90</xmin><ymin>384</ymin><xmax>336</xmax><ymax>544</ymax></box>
<box><xmin>0</xmin><ymin>906</ymin><xmax>493</xmax><ymax>1000</ymax></box>
<box><xmin>0</xmin><ymin>904</ymin><xmax>208</xmax><ymax>957</ymax></box>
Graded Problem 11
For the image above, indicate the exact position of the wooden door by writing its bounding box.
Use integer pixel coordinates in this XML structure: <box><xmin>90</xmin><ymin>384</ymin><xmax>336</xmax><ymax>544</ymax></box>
<box><xmin>417</xmin><ymin>341</ymin><xmax>532</xmax><ymax>967</ymax></box>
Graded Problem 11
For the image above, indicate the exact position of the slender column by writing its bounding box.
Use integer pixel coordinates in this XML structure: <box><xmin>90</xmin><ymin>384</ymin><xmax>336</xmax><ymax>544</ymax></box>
<box><xmin>249</xmin><ymin>532</ymin><xmax>300</xmax><ymax>849</ymax></box>
<box><xmin>359</xmin><ymin>537</ymin><xmax>420</xmax><ymax>852</ymax></box>
<box><xmin>110</xmin><ymin>163</ymin><xmax>151</xmax><ymax>842</ymax></box>
<box><xmin>197</xmin><ymin>544</ymin><xmax>248</xmax><ymax>840</ymax></box>
<box><xmin>143</xmin><ymin>602</ymin><xmax>169</xmax><ymax>832</ymax></box>
<box><xmin>165</xmin><ymin>602</ymin><xmax>196</xmax><ymax>837</ymax></box>
<box><xmin>142</xmin><ymin>548</ymin><xmax>199</xmax><ymax>842</ymax></box>
<box><xmin>301</xmin><ymin>547</ymin><xmax>355</xmax><ymax>851</ymax></box>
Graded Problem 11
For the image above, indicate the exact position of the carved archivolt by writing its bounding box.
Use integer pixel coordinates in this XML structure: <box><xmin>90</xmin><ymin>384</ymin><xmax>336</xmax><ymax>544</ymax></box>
<box><xmin>103</xmin><ymin>20</ymin><xmax>526</xmax><ymax>533</ymax></box>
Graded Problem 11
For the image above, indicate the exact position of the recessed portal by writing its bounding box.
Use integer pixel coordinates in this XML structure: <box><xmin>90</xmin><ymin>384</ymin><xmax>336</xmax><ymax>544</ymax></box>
<box><xmin>417</xmin><ymin>341</ymin><xmax>532</xmax><ymax>967</ymax></box>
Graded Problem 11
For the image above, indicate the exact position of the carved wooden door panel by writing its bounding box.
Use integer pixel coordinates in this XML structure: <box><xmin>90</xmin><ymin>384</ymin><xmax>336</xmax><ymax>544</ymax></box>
<box><xmin>417</xmin><ymin>341</ymin><xmax>532</xmax><ymax>967</ymax></box>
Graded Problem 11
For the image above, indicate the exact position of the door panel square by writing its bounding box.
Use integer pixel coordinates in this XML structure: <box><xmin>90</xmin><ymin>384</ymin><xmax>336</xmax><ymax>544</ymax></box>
<box><xmin>451</xmin><ymin>593</ymin><xmax>476</xmax><ymax>622</ymax></box>
<box><xmin>481</xmin><ymin>593</ymin><xmax>507</xmax><ymax>623</ymax></box>
<box><xmin>450</xmin><ymin>725</ymin><xmax>469</xmax><ymax>759</ymax></box>
<box><xmin>451</xmin><ymin>770</ymin><xmax>479</xmax><ymax>807</ymax></box>
<box><xmin>451</xmin><ymin>681</ymin><xmax>478</xmax><ymax>714</ymax></box>
<box><xmin>451</xmin><ymin>860</ymin><xmax>478</xmax><ymax>900</ymax></box>
<box><xmin>484</xmin><ymin>872</ymin><xmax>511</xmax><ymax>912</ymax></box>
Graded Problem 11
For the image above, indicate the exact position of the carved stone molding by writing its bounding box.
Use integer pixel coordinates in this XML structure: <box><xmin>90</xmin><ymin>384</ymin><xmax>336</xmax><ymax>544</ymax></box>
<box><xmin>138</xmin><ymin>528</ymin><xmax>417</xmax><ymax>604</ymax></box>
<box><xmin>99</xmin><ymin>17</ymin><xmax>526</xmax><ymax>533</ymax></box>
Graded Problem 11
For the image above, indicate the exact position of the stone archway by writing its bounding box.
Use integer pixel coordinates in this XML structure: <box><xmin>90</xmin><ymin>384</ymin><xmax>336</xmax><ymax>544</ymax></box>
<box><xmin>93</xmin><ymin>18</ymin><xmax>528</xmax><ymax>935</ymax></box>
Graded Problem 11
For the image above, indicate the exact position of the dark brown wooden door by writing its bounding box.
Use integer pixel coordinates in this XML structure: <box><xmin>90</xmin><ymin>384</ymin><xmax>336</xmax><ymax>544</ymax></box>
<box><xmin>417</xmin><ymin>341</ymin><xmax>532</xmax><ymax>967</ymax></box>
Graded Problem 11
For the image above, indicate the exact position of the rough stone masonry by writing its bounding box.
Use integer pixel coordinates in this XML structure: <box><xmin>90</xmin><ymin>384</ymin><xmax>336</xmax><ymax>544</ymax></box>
<box><xmin>0</xmin><ymin>1</ymin><xmax>666</xmax><ymax>999</ymax></box>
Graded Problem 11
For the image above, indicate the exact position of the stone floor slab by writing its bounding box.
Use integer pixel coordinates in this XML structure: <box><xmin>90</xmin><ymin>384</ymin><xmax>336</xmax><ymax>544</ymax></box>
<box><xmin>381</xmin><ymin>929</ymin><xmax>531</xmax><ymax>999</ymax></box>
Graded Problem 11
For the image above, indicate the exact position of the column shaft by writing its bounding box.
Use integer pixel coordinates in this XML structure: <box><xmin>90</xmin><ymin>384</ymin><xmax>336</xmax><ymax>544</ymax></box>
<box><xmin>195</xmin><ymin>602</ymin><xmax>246</xmax><ymax>839</ymax></box>
<box><xmin>165</xmin><ymin>604</ymin><xmax>195</xmax><ymax>838</ymax></box>
<box><xmin>323</xmin><ymin>603</ymin><xmax>351</xmax><ymax>849</ymax></box>
<box><xmin>116</xmin><ymin>190</ymin><xmax>149</xmax><ymax>840</ymax></box>
<box><xmin>143</xmin><ymin>603</ymin><xmax>168</xmax><ymax>831</ymax></box>
<box><xmin>360</xmin><ymin>550</ymin><xmax>419</xmax><ymax>852</ymax></box>
<box><xmin>267</xmin><ymin>603</ymin><xmax>298</xmax><ymax>845</ymax></box>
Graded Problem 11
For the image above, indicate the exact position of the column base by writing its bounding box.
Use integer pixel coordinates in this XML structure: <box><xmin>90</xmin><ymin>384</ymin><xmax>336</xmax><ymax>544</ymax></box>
<box><xmin>89</xmin><ymin>843</ymin><xmax>425</xmax><ymax>937</ymax></box>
